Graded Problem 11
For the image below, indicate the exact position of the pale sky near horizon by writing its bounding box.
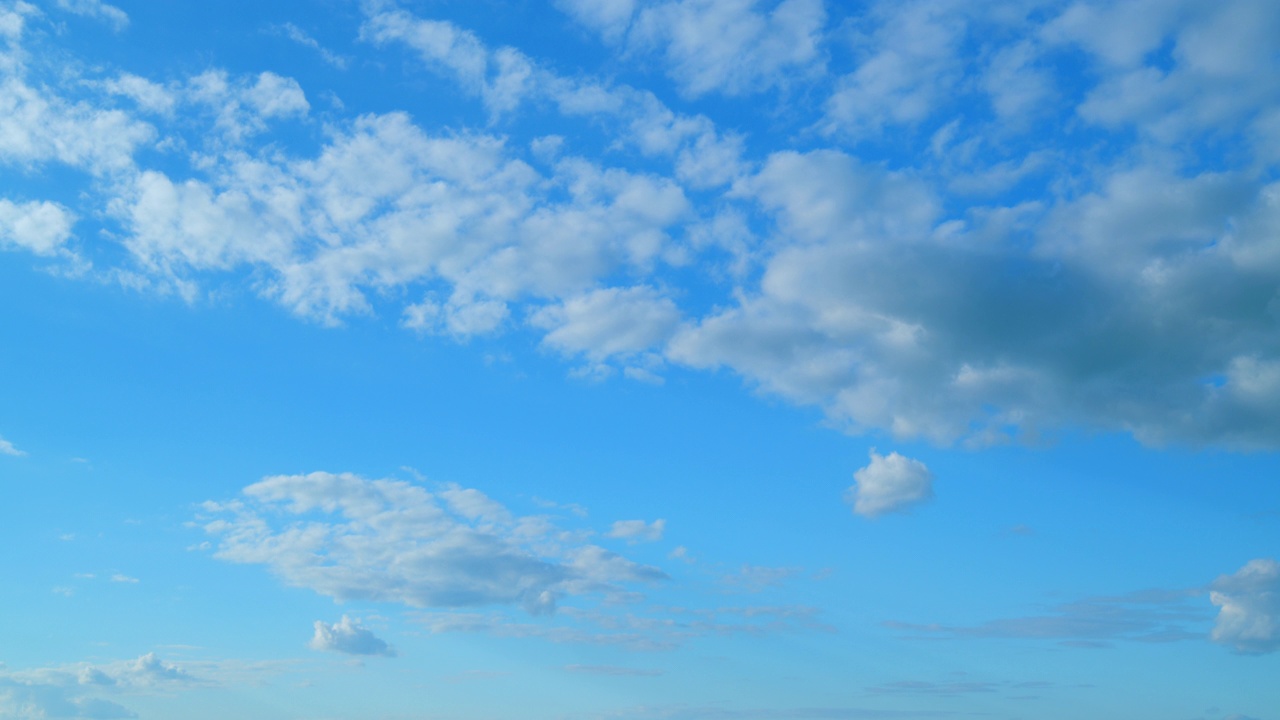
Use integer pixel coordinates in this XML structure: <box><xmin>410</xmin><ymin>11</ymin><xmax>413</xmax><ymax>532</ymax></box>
<box><xmin>1</xmin><ymin>0</ymin><xmax>1279</xmax><ymax>718</ymax></box>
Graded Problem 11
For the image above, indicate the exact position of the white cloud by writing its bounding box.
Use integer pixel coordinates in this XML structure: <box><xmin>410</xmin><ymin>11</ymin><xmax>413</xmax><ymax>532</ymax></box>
<box><xmin>845</xmin><ymin>450</ymin><xmax>933</xmax><ymax>518</ymax></box>
<box><xmin>184</xmin><ymin>70</ymin><xmax>309</xmax><ymax>143</ymax></box>
<box><xmin>102</xmin><ymin>73</ymin><xmax>174</xmax><ymax>114</ymax></box>
<box><xmin>1210</xmin><ymin>558</ymin><xmax>1280</xmax><ymax>654</ymax></box>
<box><xmin>607</xmin><ymin>519</ymin><xmax>666</xmax><ymax>543</ymax></box>
<box><xmin>5</xmin><ymin>0</ymin><xmax>1280</xmax><ymax>453</ymax></box>
<box><xmin>54</xmin><ymin>0</ymin><xmax>128</xmax><ymax>31</ymax></box>
<box><xmin>532</xmin><ymin>286</ymin><xmax>682</xmax><ymax>364</ymax></box>
<box><xmin>632</xmin><ymin>0</ymin><xmax>827</xmax><ymax>97</ymax></box>
<box><xmin>824</xmin><ymin>0</ymin><xmax>967</xmax><ymax>136</ymax></box>
<box><xmin>200</xmin><ymin>472</ymin><xmax>666</xmax><ymax>613</ymax></box>
<box><xmin>0</xmin><ymin>434</ymin><xmax>26</xmax><ymax>457</ymax></box>
<box><xmin>310</xmin><ymin>616</ymin><xmax>397</xmax><ymax>657</ymax></box>
<box><xmin>0</xmin><ymin>198</ymin><xmax>75</xmax><ymax>255</ymax></box>
<box><xmin>558</xmin><ymin>0</ymin><xmax>825</xmax><ymax>97</ymax></box>
<box><xmin>0</xmin><ymin>75</ymin><xmax>154</xmax><ymax>174</ymax></box>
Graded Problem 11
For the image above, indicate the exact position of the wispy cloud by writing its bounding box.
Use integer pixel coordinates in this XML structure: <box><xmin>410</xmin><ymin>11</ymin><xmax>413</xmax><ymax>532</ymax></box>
<box><xmin>0</xmin><ymin>435</ymin><xmax>26</xmax><ymax>457</ymax></box>
<box><xmin>887</xmin><ymin>588</ymin><xmax>1210</xmax><ymax>647</ymax></box>
<box><xmin>199</xmin><ymin>472</ymin><xmax>666</xmax><ymax>615</ymax></box>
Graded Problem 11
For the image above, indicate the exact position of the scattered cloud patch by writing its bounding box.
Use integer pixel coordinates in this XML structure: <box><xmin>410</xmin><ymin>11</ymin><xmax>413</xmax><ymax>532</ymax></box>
<box><xmin>1210</xmin><ymin>558</ymin><xmax>1280</xmax><ymax>654</ymax></box>
<box><xmin>845</xmin><ymin>450</ymin><xmax>933</xmax><ymax>518</ymax></box>
<box><xmin>310</xmin><ymin>616</ymin><xmax>396</xmax><ymax>657</ymax></box>
<box><xmin>54</xmin><ymin>0</ymin><xmax>128</xmax><ymax>31</ymax></box>
<box><xmin>558</xmin><ymin>0</ymin><xmax>827</xmax><ymax>97</ymax></box>
<box><xmin>199</xmin><ymin>472</ymin><xmax>666</xmax><ymax>614</ymax></box>
<box><xmin>607</xmin><ymin>518</ymin><xmax>666</xmax><ymax>544</ymax></box>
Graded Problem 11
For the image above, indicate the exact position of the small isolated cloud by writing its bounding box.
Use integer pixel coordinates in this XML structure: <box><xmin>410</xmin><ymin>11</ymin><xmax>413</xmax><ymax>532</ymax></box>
<box><xmin>310</xmin><ymin>616</ymin><xmax>397</xmax><ymax>657</ymax></box>
<box><xmin>110</xmin><ymin>574</ymin><xmax>139</xmax><ymax>584</ymax></box>
<box><xmin>1210</xmin><ymin>558</ymin><xmax>1280</xmax><ymax>654</ymax></box>
<box><xmin>845</xmin><ymin>450</ymin><xmax>933</xmax><ymax>518</ymax></box>
<box><xmin>55</xmin><ymin>0</ymin><xmax>129</xmax><ymax>31</ymax></box>
<box><xmin>0</xmin><ymin>434</ymin><xmax>26</xmax><ymax>457</ymax></box>
<box><xmin>608</xmin><ymin>519</ymin><xmax>665</xmax><ymax>543</ymax></box>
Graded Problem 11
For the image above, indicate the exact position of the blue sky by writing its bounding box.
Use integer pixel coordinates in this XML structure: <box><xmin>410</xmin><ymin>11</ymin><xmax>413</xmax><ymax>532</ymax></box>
<box><xmin>1</xmin><ymin>0</ymin><xmax>1279</xmax><ymax>718</ymax></box>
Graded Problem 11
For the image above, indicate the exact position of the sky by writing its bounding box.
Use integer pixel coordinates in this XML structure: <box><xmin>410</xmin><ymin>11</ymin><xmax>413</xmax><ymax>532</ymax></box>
<box><xmin>1</xmin><ymin>0</ymin><xmax>1279</xmax><ymax>718</ymax></box>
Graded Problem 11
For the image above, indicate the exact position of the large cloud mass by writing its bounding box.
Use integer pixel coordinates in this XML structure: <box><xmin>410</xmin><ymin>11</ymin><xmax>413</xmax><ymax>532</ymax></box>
<box><xmin>2</xmin><ymin>0</ymin><xmax>1280</xmax><ymax>448</ymax></box>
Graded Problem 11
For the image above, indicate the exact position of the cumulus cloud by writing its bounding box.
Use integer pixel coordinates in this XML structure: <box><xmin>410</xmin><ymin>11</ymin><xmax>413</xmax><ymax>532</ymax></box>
<box><xmin>310</xmin><ymin>616</ymin><xmax>397</xmax><ymax>657</ymax></box>
<box><xmin>845</xmin><ymin>450</ymin><xmax>933</xmax><ymax>518</ymax></box>
<box><xmin>1210</xmin><ymin>558</ymin><xmax>1280</xmax><ymax>654</ymax></box>
<box><xmin>607</xmin><ymin>519</ymin><xmax>666</xmax><ymax>543</ymax></box>
<box><xmin>200</xmin><ymin>472</ymin><xmax>666</xmax><ymax>613</ymax></box>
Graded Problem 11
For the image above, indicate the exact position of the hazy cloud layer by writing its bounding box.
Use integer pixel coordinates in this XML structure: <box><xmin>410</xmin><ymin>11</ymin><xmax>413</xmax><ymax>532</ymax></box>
<box><xmin>0</xmin><ymin>654</ymin><xmax>194</xmax><ymax>720</ymax></box>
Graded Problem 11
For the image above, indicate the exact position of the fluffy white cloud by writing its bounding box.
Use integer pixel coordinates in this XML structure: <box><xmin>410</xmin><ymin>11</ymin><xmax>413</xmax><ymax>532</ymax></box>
<box><xmin>824</xmin><ymin>0</ymin><xmax>967</xmax><ymax>136</ymax></box>
<box><xmin>200</xmin><ymin>472</ymin><xmax>666</xmax><ymax>613</ymax></box>
<box><xmin>1210</xmin><ymin>558</ymin><xmax>1280</xmax><ymax>654</ymax></box>
<box><xmin>0</xmin><ymin>434</ymin><xmax>25</xmax><ymax>456</ymax></box>
<box><xmin>0</xmin><ymin>198</ymin><xmax>75</xmax><ymax>255</ymax></box>
<box><xmin>310</xmin><ymin>616</ymin><xmax>397</xmax><ymax>657</ymax></box>
<box><xmin>607</xmin><ymin>519</ymin><xmax>666</xmax><ymax>543</ymax></box>
<box><xmin>532</xmin><ymin>286</ymin><xmax>682</xmax><ymax>363</ymax></box>
<box><xmin>845</xmin><ymin>450</ymin><xmax>933</xmax><ymax>518</ymax></box>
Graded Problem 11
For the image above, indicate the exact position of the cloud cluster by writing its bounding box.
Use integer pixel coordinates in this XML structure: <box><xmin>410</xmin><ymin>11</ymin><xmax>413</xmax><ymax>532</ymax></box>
<box><xmin>2</xmin><ymin>0</ymin><xmax>1280</xmax><ymax>451</ymax></box>
<box><xmin>200</xmin><ymin>472</ymin><xmax>667</xmax><ymax>614</ymax></box>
